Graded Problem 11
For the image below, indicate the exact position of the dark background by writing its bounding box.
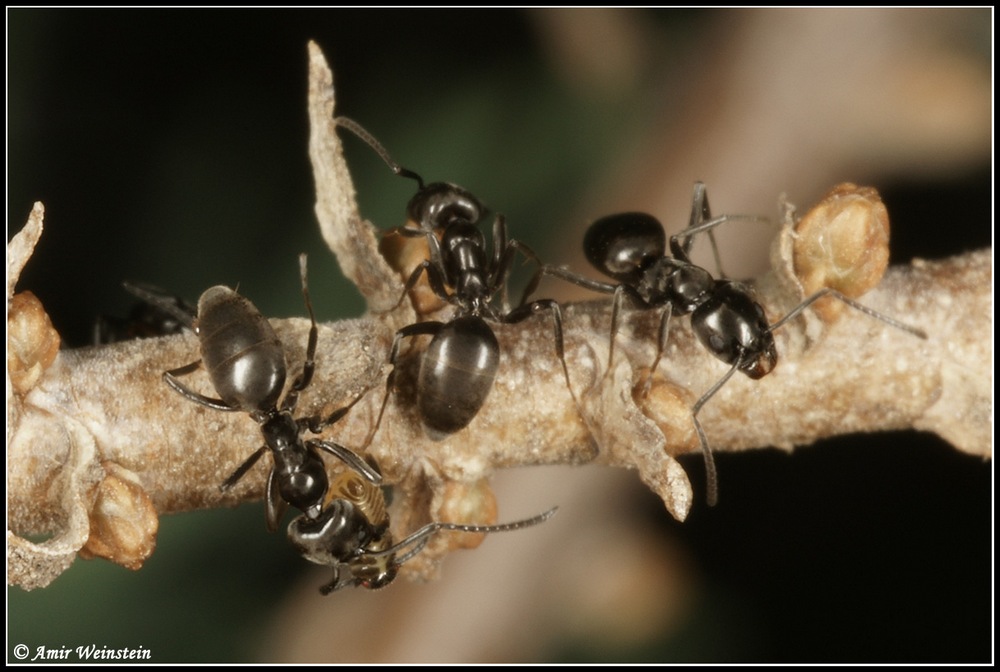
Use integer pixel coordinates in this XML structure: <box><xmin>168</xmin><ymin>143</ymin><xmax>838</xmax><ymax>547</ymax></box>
<box><xmin>8</xmin><ymin>9</ymin><xmax>991</xmax><ymax>663</ymax></box>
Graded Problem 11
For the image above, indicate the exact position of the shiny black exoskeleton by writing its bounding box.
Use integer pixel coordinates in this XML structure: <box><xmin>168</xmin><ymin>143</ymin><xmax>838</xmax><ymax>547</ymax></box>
<box><xmin>163</xmin><ymin>254</ymin><xmax>381</xmax><ymax>531</ymax></box>
<box><xmin>287</xmin><ymin>468</ymin><xmax>557</xmax><ymax>594</ymax></box>
<box><xmin>524</xmin><ymin>182</ymin><xmax>927</xmax><ymax>506</ymax></box>
<box><xmin>336</xmin><ymin>116</ymin><xmax>580</xmax><ymax>439</ymax></box>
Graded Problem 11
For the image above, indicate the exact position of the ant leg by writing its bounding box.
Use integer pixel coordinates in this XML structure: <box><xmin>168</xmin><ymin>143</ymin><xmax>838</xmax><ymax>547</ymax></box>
<box><xmin>363</xmin><ymin>321</ymin><xmax>445</xmax><ymax>449</ymax></box>
<box><xmin>492</xmin><ymin>214</ymin><xmax>508</xmax><ymax>280</ymax></box>
<box><xmin>379</xmin><ymin>255</ymin><xmax>453</xmax><ymax>315</ymax></box>
<box><xmin>121</xmin><ymin>281</ymin><xmax>197</xmax><ymax>330</ymax></box>
<box><xmin>518</xmin><ymin>265</ymin><xmax>544</xmax><ymax>308</ymax></box>
<box><xmin>220</xmin><ymin>444</ymin><xmax>269</xmax><ymax>492</ymax></box>
<box><xmin>309</xmin><ymin>439</ymin><xmax>383</xmax><ymax>485</ymax></box>
<box><xmin>492</xmin><ymin>215</ymin><xmax>512</xmax><ymax>313</ymax></box>
<box><xmin>164</xmin><ymin>362</ymin><xmax>238</xmax><ymax>412</ymax></box>
<box><xmin>303</xmin><ymin>391</ymin><xmax>366</xmax><ymax>434</ymax></box>
<box><xmin>678</xmin><ymin>182</ymin><xmax>725</xmax><ymax>277</ymax></box>
<box><xmin>518</xmin><ymin>262</ymin><xmax>618</xmax><ymax>307</ymax></box>
<box><xmin>638</xmin><ymin>302</ymin><xmax>674</xmax><ymax>398</ymax></box>
<box><xmin>769</xmin><ymin>288</ymin><xmax>927</xmax><ymax>339</ymax></box>
<box><xmin>319</xmin><ymin>567</ymin><xmax>351</xmax><ymax>595</ymax></box>
<box><xmin>670</xmin><ymin>182</ymin><xmax>768</xmax><ymax>269</ymax></box>
<box><xmin>283</xmin><ymin>254</ymin><xmax>319</xmax><ymax>412</ymax></box>
<box><xmin>389</xmin><ymin>226</ymin><xmax>452</xmax><ymax>287</ymax></box>
<box><xmin>504</xmin><ymin>299</ymin><xmax>581</xmax><ymax>409</ymax></box>
<box><xmin>606</xmin><ymin>285</ymin><xmax>626</xmax><ymax>379</ymax></box>
<box><xmin>265</xmin><ymin>470</ymin><xmax>290</xmax><ymax>533</ymax></box>
<box><xmin>689</xmin><ymin>358</ymin><xmax>743</xmax><ymax>507</ymax></box>
<box><xmin>605</xmin><ymin>284</ymin><xmax>648</xmax><ymax>381</ymax></box>
<box><xmin>488</xmin><ymin>219</ymin><xmax>557</xmax><ymax>316</ymax></box>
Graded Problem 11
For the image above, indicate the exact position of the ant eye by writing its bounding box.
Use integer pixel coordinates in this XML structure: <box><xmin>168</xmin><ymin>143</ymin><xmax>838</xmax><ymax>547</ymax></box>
<box><xmin>707</xmin><ymin>332</ymin><xmax>728</xmax><ymax>356</ymax></box>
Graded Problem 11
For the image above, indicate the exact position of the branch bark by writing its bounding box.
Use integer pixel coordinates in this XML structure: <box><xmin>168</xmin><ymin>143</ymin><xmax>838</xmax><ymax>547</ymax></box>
<box><xmin>6</xmin><ymin>42</ymin><xmax>991</xmax><ymax>591</ymax></box>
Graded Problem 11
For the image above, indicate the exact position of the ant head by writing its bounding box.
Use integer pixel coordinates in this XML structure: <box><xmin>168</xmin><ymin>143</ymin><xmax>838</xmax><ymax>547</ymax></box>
<box><xmin>692</xmin><ymin>282</ymin><xmax>777</xmax><ymax>379</ymax></box>
<box><xmin>334</xmin><ymin>116</ymin><xmax>485</xmax><ymax>232</ymax></box>
<box><xmin>408</xmin><ymin>182</ymin><xmax>484</xmax><ymax>232</ymax></box>
<box><xmin>287</xmin><ymin>498</ymin><xmax>374</xmax><ymax>565</ymax></box>
<box><xmin>293</xmin><ymin>504</ymin><xmax>557</xmax><ymax>594</ymax></box>
<box><xmin>347</xmin><ymin>534</ymin><xmax>399</xmax><ymax>590</ymax></box>
<box><xmin>584</xmin><ymin>212</ymin><xmax>666</xmax><ymax>283</ymax></box>
<box><xmin>278</xmin><ymin>459</ymin><xmax>330</xmax><ymax>518</ymax></box>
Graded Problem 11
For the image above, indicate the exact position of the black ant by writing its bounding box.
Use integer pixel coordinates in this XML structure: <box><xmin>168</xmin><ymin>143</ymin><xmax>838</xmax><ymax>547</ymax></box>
<box><xmin>160</xmin><ymin>254</ymin><xmax>381</xmax><ymax>531</ymax></box>
<box><xmin>287</xmin><ymin>467</ymin><xmax>557</xmax><ymax>593</ymax></box>
<box><xmin>93</xmin><ymin>282</ymin><xmax>196</xmax><ymax>345</ymax></box>
<box><xmin>522</xmin><ymin>182</ymin><xmax>927</xmax><ymax>506</ymax></box>
<box><xmin>335</xmin><ymin>116</ymin><xmax>581</xmax><ymax>439</ymax></box>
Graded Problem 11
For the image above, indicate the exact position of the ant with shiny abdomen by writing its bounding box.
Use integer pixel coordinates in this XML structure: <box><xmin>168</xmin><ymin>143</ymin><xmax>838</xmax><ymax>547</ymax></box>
<box><xmin>287</xmin><ymin>467</ymin><xmax>558</xmax><ymax>593</ymax></box>
<box><xmin>156</xmin><ymin>254</ymin><xmax>382</xmax><ymax>531</ymax></box>
<box><xmin>335</xmin><ymin>116</ymin><xmax>582</xmax><ymax>439</ymax></box>
<box><xmin>521</xmin><ymin>182</ymin><xmax>927</xmax><ymax>506</ymax></box>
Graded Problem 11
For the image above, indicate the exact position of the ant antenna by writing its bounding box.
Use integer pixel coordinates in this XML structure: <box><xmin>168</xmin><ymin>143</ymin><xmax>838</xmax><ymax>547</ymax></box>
<box><xmin>335</xmin><ymin>116</ymin><xmax>425</xmax><ymax>190</ymax></box>
<box><xmin>372</xmin><ymin>506</ymin><xmax>559</xmax><ymax>562</ymax></box>
<box><xmin>121</xmin><ymin>281</ymin><xmax>196</xmax><ymax>331</ymax></box>
<box><xmin>768</xmin><ymin>288</ymin><xmax>928</xmax><ymax>339</ymax></box>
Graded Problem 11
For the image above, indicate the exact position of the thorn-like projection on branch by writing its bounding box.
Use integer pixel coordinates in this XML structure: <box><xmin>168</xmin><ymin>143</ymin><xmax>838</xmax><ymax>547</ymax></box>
<box><xmin>5</xmin><ymin>42</ymin><xmax>991</xmax><ymax>591</ymax></box>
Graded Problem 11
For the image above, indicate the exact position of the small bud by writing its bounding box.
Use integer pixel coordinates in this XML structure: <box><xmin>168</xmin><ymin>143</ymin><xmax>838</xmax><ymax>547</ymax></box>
<box><xmin>7</xmin><ymin>291</ymin><xmax>61</xmax><ymax>394</ymax></box>
<box><xmin>80</xmin><ymin>462</ymin><xmax>159</xmax><ymax>570</ymax></box>
<box><xmin>793</xmin><ymin>184</ymin><xmax>890</xmax><ymax>321</ymax></box>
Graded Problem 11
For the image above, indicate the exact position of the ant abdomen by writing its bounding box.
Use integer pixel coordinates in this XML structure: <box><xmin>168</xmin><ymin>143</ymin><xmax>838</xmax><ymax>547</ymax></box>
<box><xmin>584</xmin><ymin>212</ymin><xmax>666</xmax><ymax>283</ymax></box>
<box><xmin>195</xmin><ymin>286</ymin><xmax>285</xmax><ymax>413</ymax></box>
<box><xmin>419</xmin><ymin>316</ymin><xmax>500</xmax><ymax>438</ymax></box>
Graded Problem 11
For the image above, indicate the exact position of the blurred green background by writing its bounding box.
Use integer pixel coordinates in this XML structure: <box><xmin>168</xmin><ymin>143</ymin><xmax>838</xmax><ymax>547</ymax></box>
<box><xmin>8</xmin><ymin>9</ymin><xmax>991</xmax><ymax>663</ymax></box>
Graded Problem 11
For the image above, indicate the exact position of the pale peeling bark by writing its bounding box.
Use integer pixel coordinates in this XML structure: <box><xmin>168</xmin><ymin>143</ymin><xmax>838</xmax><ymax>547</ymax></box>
<box><xmin>6</xmin><ymin>42</ymin><xmax>991</xmax><ymax>591</ymax></box>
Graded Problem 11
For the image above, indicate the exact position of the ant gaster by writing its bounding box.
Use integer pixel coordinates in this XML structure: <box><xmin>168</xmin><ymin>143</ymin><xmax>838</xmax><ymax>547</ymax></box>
<box><xmin>522</xmin><ymin>182</ymin><xmax>927</xmax><ymax>506</ymax></box>
<box><xmin>161</xmin><ymin>254</ymin><xmax>381</xmax><ymax>531</ymax></box>
<box><xmin>287</xmin><ymin>467</ymin><xmax>558</xmax><ymax>593</ymax></box>
<box><xmin>335</xmin><ymin>116</ymin><xmax>581</xmax><ymax>439</ymax></box>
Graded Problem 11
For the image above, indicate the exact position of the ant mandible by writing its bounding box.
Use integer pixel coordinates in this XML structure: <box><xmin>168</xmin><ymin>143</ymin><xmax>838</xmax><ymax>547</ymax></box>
<box><xmin>159</xmin><ymin>254</ymin><xmax>381</xmax><ymax>531</ymax></box>
<box><xmin>335</xmin><ymin>116</ymin><xmax>582</xmax><ymax>439</ymax></box>
<box><xmin>287</xmin><ymin>466</ymin><xmax>558</xmax><ymax>593</ymax></box>
<box><xmin>522</xmin><ymin>182</ymin><xmax>927</xmax><ymax>506</ymax></box>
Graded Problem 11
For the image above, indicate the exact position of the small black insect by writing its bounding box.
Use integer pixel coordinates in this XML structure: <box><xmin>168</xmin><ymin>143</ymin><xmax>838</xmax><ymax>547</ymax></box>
<box><xmin>287</xmin><ymin>468</ymin><xmax>557</xmax><ymax>594</ymax></box>
<box><xmin>336</xmin><ymin>116</ymin><xmax>581</xmax><ymax>440</ymax></box>
<box><xmin>162</xmin><ymin>254</ymin><xmax>381</xmax><ymax>531</ymax></box>
<box><xmin>93</xmin><ymin>281</ymin><xmax>196</xmax><ymax>345</ymax></box>
<box><xmin>522</xmin><ymin>182</ymin><xmax>927</xmax><ymax>505</ymax></box>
